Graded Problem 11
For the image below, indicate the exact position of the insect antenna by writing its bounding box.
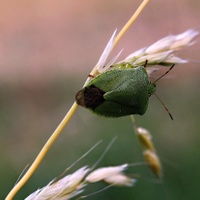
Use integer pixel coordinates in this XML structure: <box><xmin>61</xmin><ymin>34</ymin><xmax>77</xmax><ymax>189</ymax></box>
<box><xmin>153</xmin><ymin>93</ymin><xmax>173</xmax><ymax>120</ymax></box>
<box><xmin>153</xmin><ymin>64</ymin><xmax>175</xmax><ymax>83</ymax></box>
<box><xmin>151</xmin><ymin>64</ymin><xmax>175</xmax><ymax>120</ymax></box>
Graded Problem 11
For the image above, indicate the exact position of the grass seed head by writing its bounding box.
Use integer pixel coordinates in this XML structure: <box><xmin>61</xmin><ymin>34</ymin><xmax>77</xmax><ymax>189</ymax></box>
<box><xmin>143</xmin><ymin>150</ymin><xmax>162</xmax><ymax>178</ymax></box>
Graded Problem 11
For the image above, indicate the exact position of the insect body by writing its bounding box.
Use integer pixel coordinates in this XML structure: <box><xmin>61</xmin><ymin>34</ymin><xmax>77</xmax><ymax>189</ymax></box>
<box><xmin>76</xmin><ymin>64</ymin><xmax>156</xmax><ymax>117</ymax></box>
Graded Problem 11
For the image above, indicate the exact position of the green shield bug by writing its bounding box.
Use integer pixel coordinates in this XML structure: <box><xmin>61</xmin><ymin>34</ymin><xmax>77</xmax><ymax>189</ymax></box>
<box><xmin>76</xmin><ymin>63</ymin><xmax>174</xmax><ymax>118</ymax></box>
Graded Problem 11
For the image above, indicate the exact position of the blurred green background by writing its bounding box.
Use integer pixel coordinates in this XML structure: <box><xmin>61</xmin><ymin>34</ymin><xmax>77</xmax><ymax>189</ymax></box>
<box><xmin>1</xmin><ymin>0</ymin><xmax>200</xmax><ymax>199</ymax></box>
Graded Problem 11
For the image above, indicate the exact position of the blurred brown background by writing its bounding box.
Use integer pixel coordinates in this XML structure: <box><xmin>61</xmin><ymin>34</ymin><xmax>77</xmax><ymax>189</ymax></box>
<box><xmin>1</xmin><ymin>0</ymin><xmax>200</xmax><ymax>199</ymax></box>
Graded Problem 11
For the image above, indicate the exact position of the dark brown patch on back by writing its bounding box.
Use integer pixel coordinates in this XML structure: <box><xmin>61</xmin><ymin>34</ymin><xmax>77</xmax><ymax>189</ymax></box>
<box><xmin>76</xmin><ymin>85</ymin><xmax>105</xmax><ymax>109</ymax></box>
<box><xmin>84</xmin><ymin>85</ymin><xmax>105</xmax><ymax>109</ymax></box>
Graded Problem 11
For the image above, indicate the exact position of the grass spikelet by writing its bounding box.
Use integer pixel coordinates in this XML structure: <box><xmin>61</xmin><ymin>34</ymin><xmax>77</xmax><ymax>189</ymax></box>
<box><xmin>122</xmin><ymin>29</ymin><xmax>198</xmax><ymax>66</ymax></box>
<box><xmin>143</xmin><ymin>150</ymin><xmax>162</xmax><ymax>178</ymax></box>
<box><xmin>25</xmin><ymin>167</ymin><xmax>89</xmax><ymax>200</ymax></box>
<box><xmin>131</xmin><ymin>116</ymin><xmax>162</xmax><ymax>178</ymax></box>
<box><xmin>86</xmin><ymin>164</ymin><xmax>136</xmax><ymax>187</ymax></box>
<box><xmin>25</xmin><ymin>164</ymin><xmax>136</xmax><ymax>199</ymax></box>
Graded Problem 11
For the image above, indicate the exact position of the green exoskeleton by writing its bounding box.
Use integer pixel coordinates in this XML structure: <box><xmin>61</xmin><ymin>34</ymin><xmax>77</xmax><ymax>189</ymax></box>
<box><xmin>76</xmin><ymin>63</ymin><xmax>158</xmax><ymax>117</ymax></box>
